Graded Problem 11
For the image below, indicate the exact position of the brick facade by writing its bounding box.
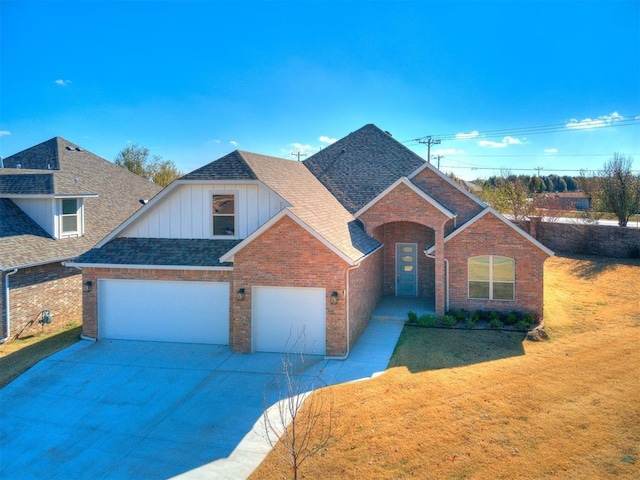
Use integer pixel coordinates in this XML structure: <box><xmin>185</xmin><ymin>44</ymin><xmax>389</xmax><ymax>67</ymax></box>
<box><xmin>372</xmin><ymin>222</ymin><xmax>435</xmax><ymax>298</ymax></box>
<box><xmin>410</xmin><ymin>168</ymin><xmax>484</xmax><ymax>230</ymax></box>
<box><xmin>231</xmin><ymin>215</ymin><xmax>350</xmax><ymax>355</ymax></box>
<box><xmin>1</xmin><ymin>263</ymin><xmax>82</xmax><ymax>340</ymax></box>
<box><xmin>446</xmin><ymin>213</ymin><xmax>549</xmax><ymax>319</ymax></box>
<box><xmin>347</xmin><ymin>247</ymin><xmax>383</xmax><ymax>350</ymax></box>
<box><xmin>358</xmin><ymin>181</ymin><xmax>449</xmax><ymax>314</ymax></box>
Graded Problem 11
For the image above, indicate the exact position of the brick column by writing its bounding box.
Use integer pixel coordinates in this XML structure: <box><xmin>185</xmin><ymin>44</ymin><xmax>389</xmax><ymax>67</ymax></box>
<box><xmin>434</xmin><ymin>225</ymin><xmax>446</xmax><ymax>316</ymax></box>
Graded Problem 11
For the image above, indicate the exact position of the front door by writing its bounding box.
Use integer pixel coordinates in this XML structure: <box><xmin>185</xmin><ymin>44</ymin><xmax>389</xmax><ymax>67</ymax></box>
<box><xmin>396</xmin><ymin>243</ymin><xmax>418</xmax><ymax>296</ymax></box>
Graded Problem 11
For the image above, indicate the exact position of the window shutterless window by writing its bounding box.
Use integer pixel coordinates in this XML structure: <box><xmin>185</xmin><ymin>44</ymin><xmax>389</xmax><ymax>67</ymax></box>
<box><xmin>61</xmin><ymin>199</ymin><xmax>79</xmax><ymax>234</ymax></box>
<box><xmin>468</xmin><ymin>255</ymin><xmax>515</xmax><ymax>301</ymax></box>
<box><xmin>212</xmin><ymin>194</ymin><xmax>235</xmax><ymax>236</ymax></box>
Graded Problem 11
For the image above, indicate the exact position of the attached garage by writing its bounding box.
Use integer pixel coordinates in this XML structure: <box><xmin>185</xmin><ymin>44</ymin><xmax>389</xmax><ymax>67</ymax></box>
<box><xmin>252</xmin><ymin>286</ymin><xmax>326</xmax><ymax>355</ymax></box>
<box><xmin>98</xmin><ymin>279</ymin><xmax>230</xmax><ymax>345</ymax></box>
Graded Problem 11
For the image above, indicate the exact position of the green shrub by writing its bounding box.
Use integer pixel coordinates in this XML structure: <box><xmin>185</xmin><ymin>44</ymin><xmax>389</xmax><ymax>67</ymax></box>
<box><xmin>489</xmin><ymin>317</ymin><xmax>503</xmax><ymax>329</ymax></box>
<box><xmin>479</xmin><ymin>310</ymin><xmax>492</xmax><ymax>321</ymax></box>
<box><xmin>504</xmin><ymin>311</ymin><xmax>521</xmax><ymax>325</ymax></box>
<box><xmin>418</xmin><ymin>314</ymin><xmax>438</xmax><ymax>327</ymax></box>
<box><xmin>466</xmin><ymin>317</ymin><xmax>477</xmax><ymax>329</ymax></box>
<box><xmin>516</xmin><ymin>319</ymin><xmax>532</xmax><ymax>330</ymax></box>
<box><xmin>442</xmin><ymin>314</ymin><xmax>457</xmax><ymax>327</ymax></box>
<box><xmin>470</xmin><ymin>311</ymin><xmax>481</xmax><ymax>322</ymax></box>
<box><xmin>454</xmin><ymin>310</ymin><xmax>467</xmax><ymax>322</ymax></box>
<box><xmin>407</xmin><ymin>311</ymin><xmax>418</xmax><ymax>323</ymax></box>
<box><xmin>489</xmin><ymin>311</ymin><xmax>500</xmax><ymax>322</ymax></box>
<box><xmin>522</xmin><ymin>313</ymin><xmax>536</xmax><ymax>327</ymax></box>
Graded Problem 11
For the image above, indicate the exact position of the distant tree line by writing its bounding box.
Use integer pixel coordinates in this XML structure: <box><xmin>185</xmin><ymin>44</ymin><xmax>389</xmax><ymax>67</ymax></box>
<box><xmin>477</xmin><ymin>174</ymin><xmax>579</xmax><ymax>194</ymax></box>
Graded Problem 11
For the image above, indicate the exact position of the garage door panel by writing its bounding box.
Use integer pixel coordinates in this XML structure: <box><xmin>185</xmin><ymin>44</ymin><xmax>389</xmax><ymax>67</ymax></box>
<box><xmin>253</xmin><ymin>286</ymin><xmax>326</xmax><ymax>355</ymax></box>
<box><xmin>99</xmin><ymin>279</ymin><xmax>229</xmax><ymax>345</ymax></box>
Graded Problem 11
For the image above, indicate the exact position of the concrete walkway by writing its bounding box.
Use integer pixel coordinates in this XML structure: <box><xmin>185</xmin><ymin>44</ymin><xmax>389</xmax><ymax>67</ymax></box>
<box><xmin>0</xmin><ymin>317</ymin><xmax>405</xmax><ymax>480</ymax></box>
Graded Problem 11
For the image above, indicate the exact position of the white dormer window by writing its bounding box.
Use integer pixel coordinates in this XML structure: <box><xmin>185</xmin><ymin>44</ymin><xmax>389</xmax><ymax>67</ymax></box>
<box><xmin>212</xmin><ymin>194</ymin><xmax>235</xmax><ymax>237</ymax></box>
<box><xmin>61</xmin><ymin>198</ymin><xmax>81</xmax><ymax>236</ymax></box>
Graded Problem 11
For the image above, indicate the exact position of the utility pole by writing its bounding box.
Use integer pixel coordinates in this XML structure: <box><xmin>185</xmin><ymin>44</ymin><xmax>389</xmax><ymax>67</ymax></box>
<box><xmin>535</xmin><ymin>166</ymin><xmax>544</xmax><ymax>176</ymax></box>
<box><xmin>290</xmin><ymin>151</ymin><xmax>309</xmax><ymax>162</ymax></box>
<box><xmin>418</xmin><ymin>136</ymin><xmax>441</xmax><ymax>163</ymax></box>
<box><xmin>432</xmin><ymin>154</ymin><xmax>444</xmax><ymax>170</ymax></box>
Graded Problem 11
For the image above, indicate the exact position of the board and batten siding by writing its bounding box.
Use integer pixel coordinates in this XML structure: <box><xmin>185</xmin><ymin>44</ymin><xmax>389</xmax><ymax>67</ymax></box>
<box><xmin>12</xmin><ymin>198</ymin><xmax>56</xmax><ymax>238</ymax></box>
<box><xmin>121</xmin><ymin>183</ymin><xmax>285</xmax><ymax>239</ymax></box>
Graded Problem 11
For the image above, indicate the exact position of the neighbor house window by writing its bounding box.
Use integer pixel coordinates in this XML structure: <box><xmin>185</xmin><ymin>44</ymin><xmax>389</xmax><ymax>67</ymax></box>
<box><xmin>468</xmin><ymin>255</ymin><xmax>515</xmax><ymax>301</ymax></box>
<box><xmin>212</xmin><ymin>194</ymin><xmax>235</xmax><ymax>236</ymax></box>
<box><xmin>61</xmin><ymin>198</ymin><xmax>79</xmax><ymax>234</ymax></box>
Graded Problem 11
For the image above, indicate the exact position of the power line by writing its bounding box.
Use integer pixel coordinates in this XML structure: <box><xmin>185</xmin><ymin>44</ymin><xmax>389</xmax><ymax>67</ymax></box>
<box><xmin>405</xmin><ymin>116</ymin><xmax>640</xmax><ymax>145</ymax></box>
<box><xmin>417</xmin><ymin>136</ymin><xmax>441</xmax><ymax>163</ymax></box>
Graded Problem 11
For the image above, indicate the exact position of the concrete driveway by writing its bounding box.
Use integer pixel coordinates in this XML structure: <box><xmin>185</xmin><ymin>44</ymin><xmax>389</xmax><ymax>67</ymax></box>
<box><xmin>0</xmin><ymin>318</ymin><xmax>404</xmax><ymax>480</ymax></box>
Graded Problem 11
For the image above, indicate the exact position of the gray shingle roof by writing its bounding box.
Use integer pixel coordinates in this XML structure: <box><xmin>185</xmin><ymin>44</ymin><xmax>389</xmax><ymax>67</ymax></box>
<box><xmin>0</xmin><ymin>173</ymin><xmax>54</xmax><ymax>195</ymax></box>
<box><xmin>75</xmin><ymin>238</ymin><xmax>239</xmax><ymax>267</ymax></box>
<box><xmin>0</xmin><ymin>137</ymin><xmax>162</xmax><ymax>269</ymax></box>
<box><xmin>303</xmin><ymin>124</ymin><xmax>426</xmax><ymax>213</ymax></box>
<box><xmin>181</xmin><ymin>150</ymin><xmax>258</xmax><ymax>180</ymax></box>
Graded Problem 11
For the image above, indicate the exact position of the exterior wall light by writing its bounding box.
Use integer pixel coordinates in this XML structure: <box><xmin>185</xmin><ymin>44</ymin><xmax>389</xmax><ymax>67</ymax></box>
<box><xmin>330</xmin><ymin>291</ymin><xmax>339</xmax><ymax>304</ymax></box>
<box><xmin>236</xmin><ymin>288</ymin><xmax>246</xmax><ymax>301</ymax></box>
<box><xmin>83</xmin><ymin>281</ymin><xmax>92</xmax><ymax>293</ymax></box>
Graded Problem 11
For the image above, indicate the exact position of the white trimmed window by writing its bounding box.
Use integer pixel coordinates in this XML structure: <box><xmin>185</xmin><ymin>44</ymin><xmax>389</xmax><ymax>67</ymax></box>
<box><xmin>212</xmin><ymin>194</ymin><xmax>235</xmax><ymax>236</ymax></box>
<box><xmin>61</xmin><ymin>198</ymin><xmax>80</xmax><ymax>235</ymax></box>
<box><xmin>468</xmin><ymin>255</ymin><xmax>515</xmax><ymax>301</ymax></box>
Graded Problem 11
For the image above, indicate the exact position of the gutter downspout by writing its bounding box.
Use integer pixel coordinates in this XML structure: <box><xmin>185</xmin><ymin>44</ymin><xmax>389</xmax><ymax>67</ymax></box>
<box><xmin>425</xmin><ymin>252</ymin><xmax>449</xmax><ymax>313</ymax></box>
<box><xmin>1</xmin><ymin>269</ymin><xmax>19</xmax><ymax>344</ymax></box>
<box><xmin>325</xmin><ymin>262</ymin><xmax>361</xmax><ymax>360</ymax></box>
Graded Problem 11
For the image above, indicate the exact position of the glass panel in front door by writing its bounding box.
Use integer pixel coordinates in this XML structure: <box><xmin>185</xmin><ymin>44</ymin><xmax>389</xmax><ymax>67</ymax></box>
<box><xmin>396</xmin><ymin>243</ymin><xmax>417</xmax><ymax>296</ymax></box>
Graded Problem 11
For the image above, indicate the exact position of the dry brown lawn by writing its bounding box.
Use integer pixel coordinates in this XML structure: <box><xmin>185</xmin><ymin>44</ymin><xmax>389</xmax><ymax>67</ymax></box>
<box><xmin>0</xmin><ymin>322</ymin><xmax>81</xmax><ymax>388</ymax></box>
<box><xmin>251</xmin><ymin>255</ymin><xmax>640</xmax><ymax>479</ymax></box>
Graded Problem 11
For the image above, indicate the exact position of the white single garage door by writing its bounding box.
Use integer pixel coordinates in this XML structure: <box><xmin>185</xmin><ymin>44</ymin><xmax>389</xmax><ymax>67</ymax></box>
<box><xmin>253</xmin><ymin>286</ymin><xmax>326</xmax><ymax>355</ymax></box>
<box><xmin>98</xmin><ymin>279</ymin><xmax>229</xmax><ymax>345</ymax></box>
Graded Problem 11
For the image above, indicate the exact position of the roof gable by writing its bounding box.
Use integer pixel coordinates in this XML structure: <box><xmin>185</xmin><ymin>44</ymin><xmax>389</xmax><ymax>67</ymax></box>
<box><xmin>181</xmin><ymin>150</ymin><xmax>258</xmax><ymax>180</ymax></box>
<box><xmin>426</xmin><ymin>208</ymin><xmax>554</xmax><ymax>257</ymax></box>
<box><xmin>303</xmin><ymin>124</ymin><xmax>426</xmax><ymax>213</ymax></box>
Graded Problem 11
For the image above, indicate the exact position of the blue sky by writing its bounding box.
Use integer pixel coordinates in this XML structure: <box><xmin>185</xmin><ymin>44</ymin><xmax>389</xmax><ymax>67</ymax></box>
<box><xmin>1</xmin><ymin>0</ymin><xmax>639</xmax><ymax>179</ymax></box>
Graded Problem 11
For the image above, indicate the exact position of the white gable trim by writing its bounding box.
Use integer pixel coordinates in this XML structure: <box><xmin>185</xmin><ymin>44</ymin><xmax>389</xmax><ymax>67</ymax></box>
<box><xmin>354</xmin><ymin>177</ymin><xmax>455</xmax><ymax>219</ymax></box>
<box><xmin>408</xmin><ymin>162</ymin><xmax>486</xmax><ymax>208</ymax></box>
<box><xmin>425</xmin><ymin>208</ymin><xmax>555</xmax><ymax>257</ymax></box>
<box><xmin>219</xmin><ymin>208</ymin><xmax>357</xmax><ymax>266</ymax></box>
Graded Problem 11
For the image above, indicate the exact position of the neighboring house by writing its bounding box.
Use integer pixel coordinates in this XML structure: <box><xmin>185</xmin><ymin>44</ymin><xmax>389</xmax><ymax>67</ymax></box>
<box><xmin>0</xmin><ymin>137</ymin><xmax>162</xmax><ymax>342</ymax></box>
<box><xmin>70</xmin><ymin>125</ymin><xmax>553</xmax><ymax>356</ymax></box>
<box><xmin>534</xmin><ymin>191</ymin><xmax>591</xmax><ymax>211</ymax></box>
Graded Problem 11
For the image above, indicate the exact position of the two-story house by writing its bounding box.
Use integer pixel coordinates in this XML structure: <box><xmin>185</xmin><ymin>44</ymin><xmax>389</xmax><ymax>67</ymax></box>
<box><xmin>71</xmin><ymin>125</ymin><xmax>553</xmax><ymax>356</ymax></box>
<box><xmin>0</xmin><ymin>137</ymin><xmax>161</xmax><ymax>342</ymax></box>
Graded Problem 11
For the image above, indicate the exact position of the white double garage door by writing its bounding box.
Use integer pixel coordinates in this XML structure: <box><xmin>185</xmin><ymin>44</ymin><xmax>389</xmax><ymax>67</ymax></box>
<box><xmin>98</xmin><ymin>279</ymin><xmax>327</xmax><ymax>354</ymax></box>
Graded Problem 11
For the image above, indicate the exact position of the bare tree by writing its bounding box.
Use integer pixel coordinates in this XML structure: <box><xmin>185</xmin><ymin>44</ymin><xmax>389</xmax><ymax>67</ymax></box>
<box><xmin>480</xmin><ymin>169</ymin><xmax>533</xmax><ymax>220</ymax></box>
<box><xmin>114</xmin><ymin>143</ymin><xmax>182</xmax><ymax>187</ymax></box>
<box><xmin>598</xmin><ymin>153</ymin><xmax>640</xmax><ymax>227</ymax></box>
<box><xmin>261</xmin><ymin>332</ymin><xmax>339</xmax><ymax>479</ymax></box>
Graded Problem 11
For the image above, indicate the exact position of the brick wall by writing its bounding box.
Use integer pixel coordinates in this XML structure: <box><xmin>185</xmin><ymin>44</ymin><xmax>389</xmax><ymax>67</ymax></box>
<box><xmin>446</xmin><ymin>213</ymin><xmax>549</xmax><ymax>320</ymax></box>
<box><xmin>372</xmin><ymin>222</ymin><xmax>435</xmax><ymax>298</ymax></box>
<box><xmin>516</xmin><ymin>219</ymin><xmax>640</xmax><ymax>258</ymax></box>
<box><xmin>347</xmin><ymin>247</ymin><xmax>383</xmax><ymax>350</ymax></box>
<box><xmin>2</xmin><ymin>263</ymin><xmax>82</xmax><ymax>340</ymax></box>
<box><xmin>232</xmin><ymin>215</ymin><xmax>350</xmax><ymax>355</ymax></box>
<box><xmin>81</xmin><ymin>267</ymin><xmax>232</xmax><ymax>339</ymax></box>
<box><xmin>410</xmin><ymin>168</ymin><xmax>484</xmax><ymax>227</ymax></box>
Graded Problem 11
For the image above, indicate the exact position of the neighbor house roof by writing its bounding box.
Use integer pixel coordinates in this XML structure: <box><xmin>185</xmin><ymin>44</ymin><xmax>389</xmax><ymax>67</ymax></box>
<box><xmin>0</xmin><ymin>137</ymin><xmax>162</xmax><ymax>270</ymax></box>
<box><xmin>303</xmin><ymin>124</ymin><xmax>427</xmax><ymax>214</ymax></box>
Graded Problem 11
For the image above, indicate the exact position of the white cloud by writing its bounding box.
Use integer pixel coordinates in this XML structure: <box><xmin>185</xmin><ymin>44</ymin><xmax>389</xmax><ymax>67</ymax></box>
<box><xmin>0</xmin><ymin>130</ymin><xmax>11</xmax><ymax>137</ymax></box>
<box><xmin>291</xmin><ymin>142</ymin><xmax>313</xmax><ymax>152</ymax></box>
<box><xmin>478</xmin><ymin>140</ymin><xmax>508</xmax><ymax>148</ymax></box>
<box><xmin>456</xmin><ymin>130</ymin><xmax>479</xmax><ymax>139</ymax></box>
<box><xmin>478</xmin><ymin>136</ymin><xmax>527</xmax><ymax>148</ymax></box>
<box><xmin>230</xmin><ymin>140</ymin><xmax>239</xmax><ymax>147</ymax></box>
<box><xmin>319</xmin><ymin>135</ymin><xmax>337</xmax><ymax>144</ymax></box>
<box><xmin>54</xmin><ymin>79</ymin><xmax>71</xmax><ymax>86</ymax></box>
<box><xmin>566</xmin><ymin>111</ymin><xmax>624</xmax><ymax>130</ymax></box>
<box><xmin>544</xmin><ymin>148</ymin><xmax>558</xmax><ymax>154</ymax></box>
